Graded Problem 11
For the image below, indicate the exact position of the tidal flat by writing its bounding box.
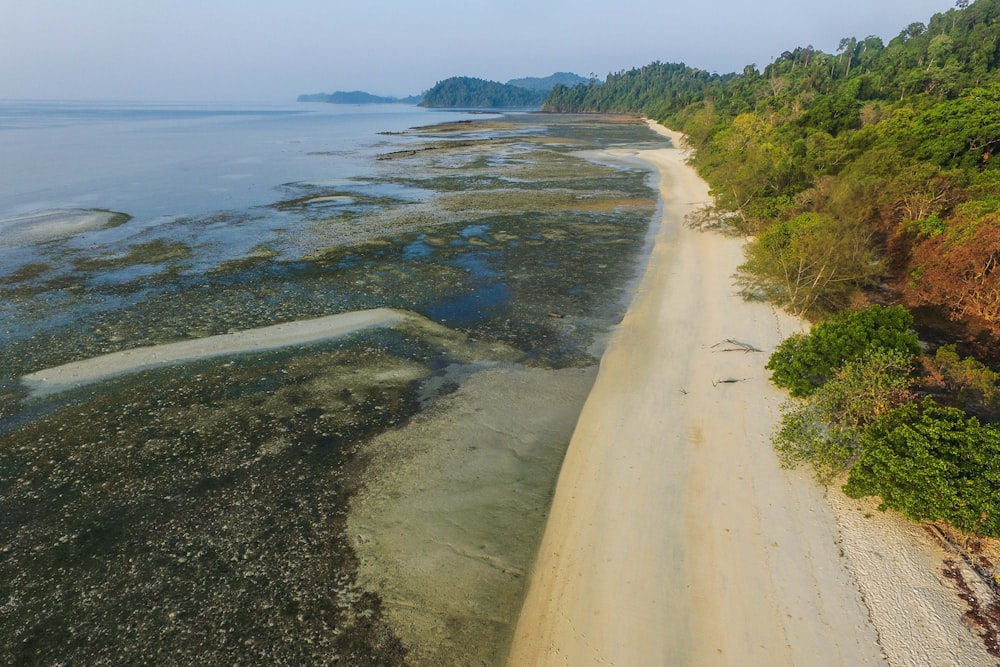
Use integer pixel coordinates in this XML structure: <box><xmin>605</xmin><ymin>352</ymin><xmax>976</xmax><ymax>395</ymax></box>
<box><xmin>0</xmin><ymin>113</ymin><xmax>663</xmax><ymax>665</ymax></box>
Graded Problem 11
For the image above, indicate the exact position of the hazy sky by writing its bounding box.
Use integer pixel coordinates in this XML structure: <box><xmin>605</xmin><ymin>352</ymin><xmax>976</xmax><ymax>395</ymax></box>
<box><xmin>2</xmin><ymin>0</ymin><xmax>959</xmax><ymax>103</ymax></box>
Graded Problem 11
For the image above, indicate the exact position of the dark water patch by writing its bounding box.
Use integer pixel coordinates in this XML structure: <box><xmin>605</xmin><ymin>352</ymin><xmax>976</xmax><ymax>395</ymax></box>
<box><xmin>460</xmin><ymin>223</ymin><xmax>492</xmax><ymax>241</ymax></box>
<box><xmin>425</xmin><ymin>282</ymin><xmax>513</xmax><ymax>328</ymax></box>
<box><xmin>402</xmin><ymin>235</ymin><xmax>434</xmax><ymax>260</ymax></box>
<box><xmin>451</xmin><ymin>250</ymin><xmax>500</xmax><ymax>280</ymax></box>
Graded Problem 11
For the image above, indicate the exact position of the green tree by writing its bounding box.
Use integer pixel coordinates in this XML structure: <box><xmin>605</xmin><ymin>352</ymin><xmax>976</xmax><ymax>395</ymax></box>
<box><xmin>845</xmin><ymin>400</ymin><xmax>1000</xmax><ymax>536</ymax></box>
<box><xmin>774</xmin><ymin>348</ymin><xmax>916</xmax><ymax>480</ymax></box>
<box><xmin>421</xmin><ymin>77</ymin><xmax>547</xmax><ymax>108</ymax></box>
<box><xmin>737</xmin><ymin>212</ymin><xmax>883</xmax><ymax>316</ymax></box>
<box><xmin>925</xmin><ymin>344</ymin><xmax>1000</xmax><ymax>417</ymax></box>
<box><xmin>766</xmin><ymin>305</ymin><xmax>921</xmax><ymax>397</ymax></box>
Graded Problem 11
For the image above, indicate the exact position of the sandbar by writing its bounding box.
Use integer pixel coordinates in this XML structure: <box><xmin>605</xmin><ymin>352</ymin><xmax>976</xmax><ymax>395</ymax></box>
<box><xmin>0</xmin><ymin>209</ymin><xmax>122</xmax><ymax>248</ymax></box>
<box><xmin>22</xmin><ymin>308</ymin><xmax>408</xmax><ymax>399</ymax></box>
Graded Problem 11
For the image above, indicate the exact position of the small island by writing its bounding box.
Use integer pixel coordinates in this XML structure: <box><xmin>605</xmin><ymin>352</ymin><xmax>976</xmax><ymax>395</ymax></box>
<box><xmin>299</xmin><ymin>72</ymin><xmax>588</xmax><ymax>109</ymax></box>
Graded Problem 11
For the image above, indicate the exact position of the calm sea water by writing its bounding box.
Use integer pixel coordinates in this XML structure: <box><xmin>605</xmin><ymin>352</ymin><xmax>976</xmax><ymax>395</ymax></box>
<box><xmin>0</xmin><ymin>101</ymin><xmax>481</xmax><ymax>347</ymax></box>
<box><xmin>0</xmin><ymin>100</ymin><xmax>470</xmax><ymax>220</ymax></box>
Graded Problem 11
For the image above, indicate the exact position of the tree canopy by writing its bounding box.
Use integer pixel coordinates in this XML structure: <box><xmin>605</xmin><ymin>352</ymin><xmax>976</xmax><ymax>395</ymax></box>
<box><xmin>845</xmin><ymin>400</ymin><xmax>1000</xmax><ymax>536</ymax></box>
<box><xmin>543</xmin><ymin>0</ymin><xmax>1000</xmax><ymax>345</ymax></box>
<box><xmin>766</xmin><ymin>305</ymin><xmax>921</xmax><ymax>397</ymax></box>
<box><xmin>421</xmin><ymin>77</ymin><xmax>547</xmax><ymax>108</ymax></box>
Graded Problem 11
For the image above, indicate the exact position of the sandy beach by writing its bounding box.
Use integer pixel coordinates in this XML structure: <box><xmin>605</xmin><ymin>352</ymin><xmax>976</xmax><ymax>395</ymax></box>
<box><xmin>507</xmin><ymin>123</ymin><xmax>995</xmax><ymax>666</ymax></box>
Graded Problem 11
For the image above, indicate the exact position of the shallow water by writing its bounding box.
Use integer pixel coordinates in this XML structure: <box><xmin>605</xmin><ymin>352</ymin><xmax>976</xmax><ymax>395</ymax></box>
<box><xmin>0</xmin><ymin>107</ymin><xmax>665</xmax><ymax>664</ymax></box>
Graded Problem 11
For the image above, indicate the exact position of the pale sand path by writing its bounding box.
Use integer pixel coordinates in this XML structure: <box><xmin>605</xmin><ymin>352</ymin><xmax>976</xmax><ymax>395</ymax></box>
<box><xmin>21</xmin><ymin>308</ymin><xmax>408</xmax><ymax>398</ymax></box>
<box><xmin>507</xmin><ymin>125</ymin><xmax>889</xmax><ymax>666</ymax></box>
<box><xmin>0</xmin><ymin>209</ymin><xmax>120</xmax><ymax>248</ymax></box>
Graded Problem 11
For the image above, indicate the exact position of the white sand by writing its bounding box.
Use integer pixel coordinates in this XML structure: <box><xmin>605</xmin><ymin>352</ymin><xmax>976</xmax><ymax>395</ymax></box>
<box><xmin>507</xmin><ymin>123</ymin><xmax>994</xmax><ymax>666</ymax></box>
<box><xmin>22</xmin><ymin>308</ymin><xmax>408</xmax><ymax>399</ymax></box>
<box><xmin>0</xmin><ymin>209</ymin><xmax>120</xmax><ymax>248</ymax></box>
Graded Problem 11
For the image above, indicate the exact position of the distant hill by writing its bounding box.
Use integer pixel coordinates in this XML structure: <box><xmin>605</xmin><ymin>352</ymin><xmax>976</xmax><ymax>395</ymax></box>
<box><xmin>506</xmin><ymin>72</ymin><xmax>588</xmax><ymax>92</ymax></box>
<box><xmin>297</xmin><ymin>91</ymin><xmax>422</xmax><ymax>104</ymax></box>
<box><xmin>419</xmin><ymin>77</ymin><xmax>548</xmax><ymax>109</ymax></box>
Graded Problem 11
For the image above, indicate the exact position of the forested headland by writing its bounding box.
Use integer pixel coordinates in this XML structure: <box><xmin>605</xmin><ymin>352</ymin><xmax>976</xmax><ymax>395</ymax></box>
<box><xmin>420</xmin><ymin>76</ymin><xmax>549</xmax><ymax>108</ymax></box>
<box><xmin>297</xmin><ymin>91</ymin><xmax>422</xmax><ymax>104</ymax></box>
<box><xmin>545</xmin><ymin>0</ymin><xmax>1000</xmax><ymax>540</ymax></box>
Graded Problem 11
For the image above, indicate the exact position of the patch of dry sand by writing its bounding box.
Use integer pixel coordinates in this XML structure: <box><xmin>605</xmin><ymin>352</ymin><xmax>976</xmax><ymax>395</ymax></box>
<box><xmin>22</xmin><ymin>309</ymin><xmax>408</xmax><ymax>398</ymax></box>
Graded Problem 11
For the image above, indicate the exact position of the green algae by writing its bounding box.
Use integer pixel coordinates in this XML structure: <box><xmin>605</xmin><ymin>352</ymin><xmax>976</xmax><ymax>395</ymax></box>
<box><xmin>72</xmin><ymin>239</ymin><xmax>193</xmax><ymax>272</ymax></box>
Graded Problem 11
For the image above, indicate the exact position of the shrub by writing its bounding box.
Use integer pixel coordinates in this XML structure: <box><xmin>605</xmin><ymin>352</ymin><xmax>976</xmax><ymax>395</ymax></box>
<box><xmin>845</xmin><ymin>399</ymin><xmax>1000</xmax><ymax>536</ymax></box>
<box><xmin>773</xmin><ymin>348</ymin><xmax>915</xmax><ymax>481</ymax></box>
<box><xmin>924</xmin><ymin>344</ymin><xmax>1000</xmax><ymax>419</ymax></box>
<box><xmin>766</xmin><ymin>305</ymin><xmax>921</xmax><ymax>397</ymax></box>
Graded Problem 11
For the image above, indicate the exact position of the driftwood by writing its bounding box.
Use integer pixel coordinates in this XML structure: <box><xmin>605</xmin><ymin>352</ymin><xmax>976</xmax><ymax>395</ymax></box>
<box><xmin>711</xmin><ymin>339</ymin><xmax>763</xmax><ymax>353</ymax></box>
<box><xmin>712</xmin><ymin>377</ymin><xmax>751</xmax><ymax>387</ymax></box>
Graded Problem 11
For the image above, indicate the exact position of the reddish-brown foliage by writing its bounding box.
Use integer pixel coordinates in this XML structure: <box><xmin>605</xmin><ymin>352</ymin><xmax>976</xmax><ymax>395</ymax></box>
<box><xmin>904</xmin><ymin>216</ymin><xmax>1000</xmax><ymax>335</ymax></box>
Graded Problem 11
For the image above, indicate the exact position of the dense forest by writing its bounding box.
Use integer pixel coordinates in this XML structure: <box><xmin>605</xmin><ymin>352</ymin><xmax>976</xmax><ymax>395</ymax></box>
<box><xmin>547</xmin><ymin>0</ymin><xmax>1000</xmax><ymax>537</ymax></box>
<box><xmin>547</xmin><ymin>0</ymin><xmax>1000</xmax><ymax>354</ymax></box>
<box><xmin>420</xmin><ymin>76</ymin><xmax>548</xmax><ymax>108</ymax></box>
<box><xmin>506</xmin><ymin>72</ymin><xmax>588</xmax><ymax>92</ymax></box>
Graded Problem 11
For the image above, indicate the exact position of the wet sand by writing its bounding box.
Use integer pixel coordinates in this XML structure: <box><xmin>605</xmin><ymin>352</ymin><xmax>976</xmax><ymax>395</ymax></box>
<box><xmin>0</xmin><ymin>209</ymin><xmax>122</xmax><ymax>248</ymax></box>
<box><xmin>349</xmin><ymin>364</ymin><xmax>597</xmax><ymax>666</ymax></box>
<box><xmin>506</xmin><ymin>123</ymin><xmax>995</xmax><ymax>666</ymax></box>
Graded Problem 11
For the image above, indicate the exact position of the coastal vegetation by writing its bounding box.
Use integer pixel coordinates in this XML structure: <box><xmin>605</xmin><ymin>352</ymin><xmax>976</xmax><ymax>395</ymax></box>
<box><xmin>543</xmin><ymin>0</ymin><xmax>1000</xmax><ymax>351</ymax></box>
<box><xmin>505</xmin><ymin>72</ymin><xmax>588</xmax><ymax>92</ymax></box>
<box><xmin>770</xmin><ymin>305</ymin><xmax>1000</xmax><ymax>536</ymax></box>
<box><xmin>539</xmin><ymin>0</ymin><xmax>1000</xmax><ymax>538</ymax></box>
<box><xmin>420</xmin><ymin>76</ymin><xmax>548</xmax><ymax>108</ymax></box>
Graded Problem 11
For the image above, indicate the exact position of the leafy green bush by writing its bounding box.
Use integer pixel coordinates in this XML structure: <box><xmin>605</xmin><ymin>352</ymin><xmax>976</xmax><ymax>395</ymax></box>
<box><xmin>845</xmin><ymin>399</ymin><xmax>1000</xmax><ymax>536</ymax></box>
<box><xmin>766</xmin><ymin>305</ymin><xmax>921</xmax><ymax>397</ymax></box>
<box><xmin>773</xmin><ymin>348</ymin><xmax>915</xmax><ymax>481</ymax></box>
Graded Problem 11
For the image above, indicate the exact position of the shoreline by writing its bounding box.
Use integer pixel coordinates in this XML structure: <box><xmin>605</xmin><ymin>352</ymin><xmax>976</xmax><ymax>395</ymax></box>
<box><xmin>506</xmin><ymin>122</ymin><xmax>994</xmax><ymax>665</ymax></box>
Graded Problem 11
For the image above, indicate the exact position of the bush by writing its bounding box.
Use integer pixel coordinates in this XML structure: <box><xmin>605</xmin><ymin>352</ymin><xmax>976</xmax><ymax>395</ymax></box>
<box><xmin>766</xmin><ymin>304</ymin><xmax>921</xmax><ymax>397</ymax></box>
<box><xmin>844</xmin><ymin>399</ymin><xmax>1000</xmax><ymax>536</ymax></box>
<box><xmin>736</xmin><ymin>212</ymin><xmax>883</xmax><ymax>317</ymax></box>
<box><xmin>773</xmin><ymin>348</ymin><xmax>915</xmax><ymax>481</ymax></box>
<box><xmin>925</xmin><ymin>344</ymin><xmax>1000</xmax><ymax>419</ymax></box>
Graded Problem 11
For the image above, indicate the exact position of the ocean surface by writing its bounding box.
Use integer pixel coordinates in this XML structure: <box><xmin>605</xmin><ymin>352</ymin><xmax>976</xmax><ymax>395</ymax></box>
<box><xmin>0</xmin><ymin>101</ymin><xmax>463</xmax><ymax>219</ymax></box>
<box><xmin>0</xmin><ymin>101</ymin><xmax>664</xmax><ymax>664</ymax></box>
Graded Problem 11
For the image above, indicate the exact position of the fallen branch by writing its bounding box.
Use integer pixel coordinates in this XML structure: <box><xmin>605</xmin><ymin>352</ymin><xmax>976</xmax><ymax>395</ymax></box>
<box><xmin>711</xmin><ymin>339</ymin><xmax>763</xmax><ymax>353</ymax></box>
<box><xmin>712</xmin><ymin>377</ymin><xmax>751</xmax><ymax>387</ymax></box>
